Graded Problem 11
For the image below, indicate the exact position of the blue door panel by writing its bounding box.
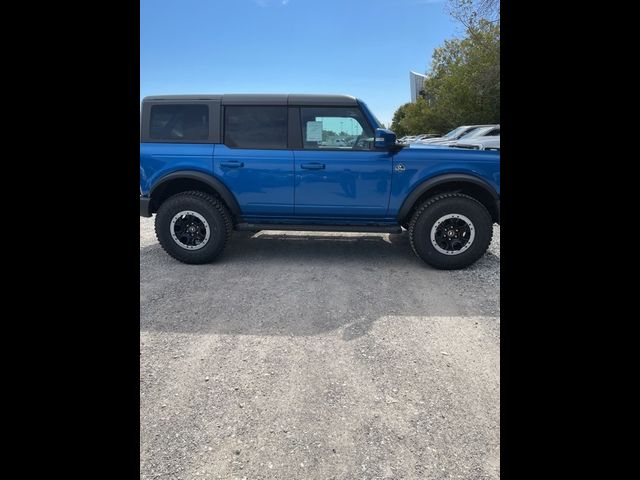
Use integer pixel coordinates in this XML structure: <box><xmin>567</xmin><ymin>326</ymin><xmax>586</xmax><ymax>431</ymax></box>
<box><xmin>293</xmin><ymin>150</ymin><xmax>393</xmax><ymax>218</ymax></box>
<box><xmin>214</xmin><ymin>144</ymin><xmax>294</xmax><ymax>216</ymax></box>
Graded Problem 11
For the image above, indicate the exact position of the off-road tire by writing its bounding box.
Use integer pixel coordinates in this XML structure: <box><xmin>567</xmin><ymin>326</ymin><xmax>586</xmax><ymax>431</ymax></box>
<box><xmin>155</xmin><ymin>191</ymin><xmax>233</xmax><ymax>264</ymax></box>
<box><xmin>408</xmin><ymin>193</ymin><xmax>493</xmax><ymax>270</ymax></box>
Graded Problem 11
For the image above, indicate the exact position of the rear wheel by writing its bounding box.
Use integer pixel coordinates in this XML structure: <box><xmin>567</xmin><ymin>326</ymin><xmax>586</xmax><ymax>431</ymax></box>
<box><xmin>408</xmin><ymin>193</ymin><xmax>493</xmax><ymax>270</ymax></box>
<box><xmin>155</xmin><ymin>191</ymin><xmax>232</xmax><ymax>264</ymax></box>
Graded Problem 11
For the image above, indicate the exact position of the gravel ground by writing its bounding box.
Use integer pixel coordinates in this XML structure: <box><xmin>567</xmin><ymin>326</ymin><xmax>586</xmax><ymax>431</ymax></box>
<box><xmin>140</xmin><ymin>217</ymin><xmax>500</xmax><ymax>479</ymax></box>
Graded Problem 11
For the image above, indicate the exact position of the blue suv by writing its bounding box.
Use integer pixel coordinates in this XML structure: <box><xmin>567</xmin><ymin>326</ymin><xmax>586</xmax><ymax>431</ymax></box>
<box><xmin>140</xmin><ymin>94</ymin><xmax>500</xmax><ymax>269</ymax></box>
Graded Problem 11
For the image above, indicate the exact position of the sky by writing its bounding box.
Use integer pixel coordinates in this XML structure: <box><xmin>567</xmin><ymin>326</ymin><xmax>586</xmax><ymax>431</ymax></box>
<box><xmin>140</xmin><ymin>0</ymin><xmax>461</xmax><ymax>127</ymax></box>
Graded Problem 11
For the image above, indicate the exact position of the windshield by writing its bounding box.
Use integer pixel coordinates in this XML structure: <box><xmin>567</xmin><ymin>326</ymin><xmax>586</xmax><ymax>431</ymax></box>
<box><xmin>458</xmin><ymin>126</ymin><xmax>495</xmax><ymax>140</ymax></box>
<box><xmin>442</xmin><ymin>126</ymin><xmax>471</xmax><ymax>140</ymax></box>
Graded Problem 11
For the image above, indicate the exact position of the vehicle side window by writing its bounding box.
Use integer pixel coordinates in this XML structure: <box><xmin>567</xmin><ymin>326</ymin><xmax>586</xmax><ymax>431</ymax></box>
<box><xmin>149</xmin><ymin>104</ymin><xmax>209</xmax><ymax>141</ymax></box>
<box><xmin>224</xmin><ymin>106</ymin><xmax>287</xmax><ymax>149</ymax></box>
<box><xmin>489</xmin><ymin>128</ymin><xmax>500</xmax><ymax>136</ymax></box>
<box><xmin>300</xmin><ymin>107</ymin><xmax>374</xmax><ymax>150</ymax></box>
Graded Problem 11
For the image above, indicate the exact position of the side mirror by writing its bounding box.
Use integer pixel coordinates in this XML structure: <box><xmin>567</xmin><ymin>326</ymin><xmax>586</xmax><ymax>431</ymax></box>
<box><xmin>374</xmin><ymin>128</ymin><xmax>397</xmax><ymax>149</ymax></box>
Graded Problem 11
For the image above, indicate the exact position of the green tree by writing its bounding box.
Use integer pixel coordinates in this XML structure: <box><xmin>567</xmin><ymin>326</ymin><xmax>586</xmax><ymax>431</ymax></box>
<box><xmin>423</xmin><ymin>19</ymin><xmax>500</xmax><ymax>128</ymax></box>
<box><xmin>390</xmin><ymin>17</ymin><xmax>499</xmax><ymax>135</ymax></box>
<box><xmin>391</xmin><ymin>99</ymin><xmax>449</xmax><ymax>137</ymax></box>
<box><xmin>390</xmin><ymin>103</ymin><xmax>412</xmax><ymax>137</ymax></box>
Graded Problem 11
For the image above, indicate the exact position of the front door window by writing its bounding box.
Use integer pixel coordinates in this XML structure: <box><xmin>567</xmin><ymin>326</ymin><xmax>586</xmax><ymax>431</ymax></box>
<box><xmin>300</xmin><ymin>107</ymin><xmax>374</xmax><ymax>150</ymax></box>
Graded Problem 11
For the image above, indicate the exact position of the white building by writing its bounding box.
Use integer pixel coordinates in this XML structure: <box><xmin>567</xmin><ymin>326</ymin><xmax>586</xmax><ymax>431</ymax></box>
<box><xmin>410</xmin><ymin>71</ymin><xmax>428</xmax><ymax>103</ymax></box>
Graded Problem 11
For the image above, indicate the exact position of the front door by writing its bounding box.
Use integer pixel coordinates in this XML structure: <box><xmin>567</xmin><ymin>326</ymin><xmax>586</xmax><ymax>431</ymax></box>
<box><xmin>293</xmin><ymin>106</ymin><xmax>393</xmax><ymax>219</ymax></box>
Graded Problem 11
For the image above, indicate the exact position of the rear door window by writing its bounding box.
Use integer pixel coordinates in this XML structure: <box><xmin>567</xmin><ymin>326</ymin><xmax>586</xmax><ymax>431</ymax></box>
<box><xmin>224</xmin><ymin>106</ymin><xmax>288</xmax><ymax>149</ymax></box>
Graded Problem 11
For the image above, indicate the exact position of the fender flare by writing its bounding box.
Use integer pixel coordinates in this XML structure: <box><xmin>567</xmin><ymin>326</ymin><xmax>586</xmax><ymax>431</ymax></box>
<box><xmin>397</xmin><ymin>173</ymin><xmax>500</xmax><ymax>222</ymax></box>
<box><xmin>150</xmin><ymin>170</ymin><xmax>242</xmax><ymax>218</ymax></box>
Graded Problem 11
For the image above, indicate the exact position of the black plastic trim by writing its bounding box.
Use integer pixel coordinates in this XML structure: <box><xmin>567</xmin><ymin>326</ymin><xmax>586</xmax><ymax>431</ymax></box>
<box><xmin>140</xmin><ymin>197</ymin><xmax>151</xmax><ymax>217</ymax></box>
<box><xmin>288</xmin><ymin>94</ymin><xmax>358</xmax><ymax>106</ymax></box>
<box><xmin>235</xmin><ymin>223</ymin><xmax>402</xmax><ymax>233</ymax></box>
<box><xmin>143</xmin><ymin>94</ymin><xmax>359</xmax><ymax>106</ymax></box>
<box><xmin>288</xmin><ymin>107</ymin><xmax>302</xmax><ymax>150</ymax></box>
<box><xmin>210</xmin><ymin>102</ymin><xmax>221</xmax><ymax>144</ymax></box>
<box><xmin>143</xmin><ymin>95</ymin><xmax>223</xmax><ymax>102</ymax></box>
<box><xmin>223</xmin><ymin>94</ymin><xmax>288</xmax><ymax>105</ymax></box>
<box><xmin>149</xmin><ymin>171</ymin><xmax>242</xmax><ymax>219</ymax></box>
<box><xmin>397</xmin><ymin>173</ymin><xmax>500</xmax><ymax>222</ymax></box>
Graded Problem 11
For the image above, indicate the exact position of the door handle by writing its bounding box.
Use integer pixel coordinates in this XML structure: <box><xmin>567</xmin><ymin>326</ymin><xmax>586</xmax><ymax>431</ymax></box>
<box><xmin>300</xmin><ymin>163</ymin><xmax>326</xmax><ymax>170</ymax></box>
<box><xmin>220</xmin><ymin>161</ymin><xmax>244</xmax><ymax>168</ymax></box>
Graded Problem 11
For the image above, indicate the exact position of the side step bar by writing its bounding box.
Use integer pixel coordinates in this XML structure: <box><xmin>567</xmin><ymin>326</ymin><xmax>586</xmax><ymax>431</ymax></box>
<box><xmin>235</xmin><ymin>223</ymin><xmax>402</xmax><ymax>234</ymax></box>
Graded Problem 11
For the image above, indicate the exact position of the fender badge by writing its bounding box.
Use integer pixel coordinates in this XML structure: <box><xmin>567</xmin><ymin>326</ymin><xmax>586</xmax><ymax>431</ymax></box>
<box><xmin>395</xmin><ymin>164</ymin><xmax>406</xmax><ymax>172</ymax></box>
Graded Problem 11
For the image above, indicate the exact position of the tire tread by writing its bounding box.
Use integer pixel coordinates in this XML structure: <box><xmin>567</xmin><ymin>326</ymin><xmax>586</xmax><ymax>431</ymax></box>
<box><xmin>154</xmin><ymin>190</ymin><xmax>233</xmax><ymax>264</ymax></box>
<box><xmin>408</xmin><ymin>192</ymin><xmax>493</xmax><ymax>269</ymax></box>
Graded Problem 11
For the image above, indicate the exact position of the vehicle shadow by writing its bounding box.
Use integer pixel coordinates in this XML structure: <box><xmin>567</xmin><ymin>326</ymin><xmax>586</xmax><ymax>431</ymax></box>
<box><xmin>140</xmin><ymin>230</ymin><xmax>500</xmax><ymax>339</ymax></box>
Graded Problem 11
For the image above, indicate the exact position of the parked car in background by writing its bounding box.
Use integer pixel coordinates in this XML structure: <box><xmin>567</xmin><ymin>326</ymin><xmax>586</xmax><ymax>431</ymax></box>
<box><xmin>428</xmin><ymin>125</ymin><xmax>500</xmax><ymax>146</ymax></box>
<box><xmin>398</xmin><ymin>133</ymin><xmax>440</xmax><ymax>144</ymax></box>
<box><xmin>416</xmin><ymin>125</ymin><xmax>495</xmax><ymax>144</ymax></box>
<box><xmin>450</xmin><ymin>135</ymin><xmax>500</xmax><ymax>151</ymax></box>
<box><xmin>413</xmin><ymin>133</ymin><xmax>439</xmax><ymax>141</ymax></box>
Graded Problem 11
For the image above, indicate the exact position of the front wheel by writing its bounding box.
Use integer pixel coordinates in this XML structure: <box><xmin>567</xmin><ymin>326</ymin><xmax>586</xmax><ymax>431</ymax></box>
<box><xmin>155</xmin><ymin>191</ymin><xmax>232</xmax><ymax>264</ymax></box>
<box><xmin>408</xmin><ymin>193</ymin><xmax>493</xmax><ymax>270</ymax></box>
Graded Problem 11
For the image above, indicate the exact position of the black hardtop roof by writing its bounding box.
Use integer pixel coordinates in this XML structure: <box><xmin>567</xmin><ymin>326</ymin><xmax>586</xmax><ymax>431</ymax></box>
<box><xmin>142</xmin><ymin>94</ymin><xmax>359</xmax><ymax>106</ymax></box>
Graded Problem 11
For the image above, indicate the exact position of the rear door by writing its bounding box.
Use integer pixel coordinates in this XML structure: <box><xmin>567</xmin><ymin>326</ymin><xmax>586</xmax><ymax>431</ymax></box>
<box><xmin>214</xmin><ymin>105</ymin><xmax>294</xmax><ymax>218</ymax></box>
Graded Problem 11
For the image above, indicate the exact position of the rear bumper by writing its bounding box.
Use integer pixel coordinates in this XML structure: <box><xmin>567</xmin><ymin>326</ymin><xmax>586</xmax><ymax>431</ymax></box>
<box><xmin>140</xmin><ymin>196</ymin><xmax>152</xmax><ymax>217</ymax></box>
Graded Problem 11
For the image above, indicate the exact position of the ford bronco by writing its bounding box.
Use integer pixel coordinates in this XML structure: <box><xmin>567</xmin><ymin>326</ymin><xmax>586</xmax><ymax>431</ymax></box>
<box><xmin>140</xmin><ymin>94</ymin><xmax>500</xmax><ymax>269</ymax></box>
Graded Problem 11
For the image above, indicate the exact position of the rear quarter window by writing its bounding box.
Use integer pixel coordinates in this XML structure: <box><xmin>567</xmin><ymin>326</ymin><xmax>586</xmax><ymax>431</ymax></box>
<box><xmin>150</xmin><ymin>104</ymin><xmax>209</xmax><ymax>141</ymax></box>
